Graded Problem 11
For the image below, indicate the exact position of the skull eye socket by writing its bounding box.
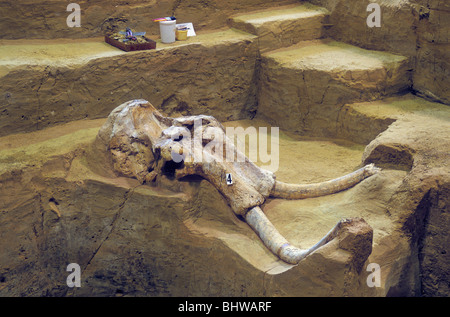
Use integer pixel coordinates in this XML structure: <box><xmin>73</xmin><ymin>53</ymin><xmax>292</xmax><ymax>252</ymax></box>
<box><xmin>173</xmin><ymin>135</ymin><xmax>183</xmax><ymax>142</ymax></box>
<box><xmin>162</xmin><ymin>160</ymin><xmax>184</xmax><ymax>178</ymax></box>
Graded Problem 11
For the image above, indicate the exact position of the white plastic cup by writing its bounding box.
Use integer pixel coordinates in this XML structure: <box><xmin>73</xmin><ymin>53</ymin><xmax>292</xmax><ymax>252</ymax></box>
<box><xmin>159</xmin><ymin>20</ymin><xmax>176</xmax><ymax>43</ymax></box>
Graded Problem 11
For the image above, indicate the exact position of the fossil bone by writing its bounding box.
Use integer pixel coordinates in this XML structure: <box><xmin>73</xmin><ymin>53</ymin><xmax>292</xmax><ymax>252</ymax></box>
<box><xmin>245</xmin><ymin>206</ymin><xmax>346</xmax><ymax>264</ymax></box>
<box><xmin>271</xmin><ymin>164</ymin><xmax>380</xmax><ymax>199</ymax></box>
<box><xmin>95</xmin><ymin>100</ymin><xmax>380</xmax><ymax>264</ymax></box>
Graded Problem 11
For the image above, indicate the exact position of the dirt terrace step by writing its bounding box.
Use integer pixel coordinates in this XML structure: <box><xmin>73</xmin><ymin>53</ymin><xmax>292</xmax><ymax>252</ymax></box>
<box><xmin>229</xmin><ymin>3</ymin><xmax>329</xmax><ymax>52</ymax></box>
<box><xmin>0</xmin><ymin>29</ymin><xmax>258</xmax><ymax>137</ymax></box>
<box><xmin>0</xmin><ymin>29</ymin><xmax>255</xmax><ymax>74</ymax></box>
<box><xmin>257</xmin><ymin>39</ymin><xmax>412</xmax><ymax>136</ymax></box>
<box><xmin>337</xmin><ymin>94</ymin><xmax>450</xmax><ymax>145</ymax></box>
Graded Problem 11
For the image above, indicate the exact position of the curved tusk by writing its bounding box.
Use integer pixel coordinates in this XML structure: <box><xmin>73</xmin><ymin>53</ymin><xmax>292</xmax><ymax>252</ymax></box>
<box><xmin>270</xmin><ymin>163</ymin><xmax>381</xmax><ymax>200</ymax></box>
<box><xmin>245</xmin><ymin>206</ymin><xmax>342</xmax><ymax>264</ymax></box>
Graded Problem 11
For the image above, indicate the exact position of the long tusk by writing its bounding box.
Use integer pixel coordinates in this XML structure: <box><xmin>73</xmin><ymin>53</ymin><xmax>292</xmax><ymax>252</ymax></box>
<box><xmin>245</xmin><ymin>206</ymin><xmax>342</xmax><ymax>264</ymax></box>
<box><xmin>270</xmin><ymin>163</ymin><xmax>381</xmax><ymax>200</ymax></box>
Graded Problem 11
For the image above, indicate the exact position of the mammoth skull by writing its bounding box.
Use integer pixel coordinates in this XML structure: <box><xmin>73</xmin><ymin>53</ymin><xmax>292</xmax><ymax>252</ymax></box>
<box><xmin>96</xmin><ymin>100</ymin><xmax>380</xmax><ymax>264</ymax></box>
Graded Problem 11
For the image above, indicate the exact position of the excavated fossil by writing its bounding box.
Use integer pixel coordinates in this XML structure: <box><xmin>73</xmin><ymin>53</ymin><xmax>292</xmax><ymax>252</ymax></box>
<box><xmin>95</xmin><ymin>99</ymin><xmax>380</xmax><ymax>264</ymax></box>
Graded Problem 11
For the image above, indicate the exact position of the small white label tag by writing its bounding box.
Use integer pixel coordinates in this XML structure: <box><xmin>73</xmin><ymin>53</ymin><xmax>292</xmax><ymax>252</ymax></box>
<box><xmin>226</xmin><ymin>173</ymin><xmax>233</xmax><ymax>185</ymax></box>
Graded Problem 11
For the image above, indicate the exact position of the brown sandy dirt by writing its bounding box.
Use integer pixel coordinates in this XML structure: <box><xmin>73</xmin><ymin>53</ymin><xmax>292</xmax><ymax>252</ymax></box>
<box><xmin>0</xmin><ymin>93</ymin><xmax>448</xmax><ymax>297</ymax></box>
<box><xmin>0</xmin><ymin>0</ymin><xmax>448</xmax><ymax>297</ymax></box>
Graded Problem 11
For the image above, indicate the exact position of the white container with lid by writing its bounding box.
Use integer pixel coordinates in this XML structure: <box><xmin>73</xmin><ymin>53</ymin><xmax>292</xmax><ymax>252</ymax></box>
<box><xmin>159</xmin><ymin>20</ymin><xmax>176</xmax><ymax>44</ymax></box>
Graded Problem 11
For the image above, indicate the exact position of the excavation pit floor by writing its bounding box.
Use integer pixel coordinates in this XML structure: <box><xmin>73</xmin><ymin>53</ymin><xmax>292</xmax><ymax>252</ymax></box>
<box><xmin>0</xmin><ymin>117</ymin><xmax>401</xmax><ymax>275</ymax></box>
<box><xmin>0</xmin><ymin>91</ymin><xmax>448</xmax><ymax>296</ymax></box>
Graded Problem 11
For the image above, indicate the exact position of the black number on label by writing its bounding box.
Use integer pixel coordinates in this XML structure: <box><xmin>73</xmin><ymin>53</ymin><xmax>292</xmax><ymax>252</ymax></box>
<box><xmin>226</xmin><ymin>173</ymin><xmax>233</xmax><ymax>185</ymax></box>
